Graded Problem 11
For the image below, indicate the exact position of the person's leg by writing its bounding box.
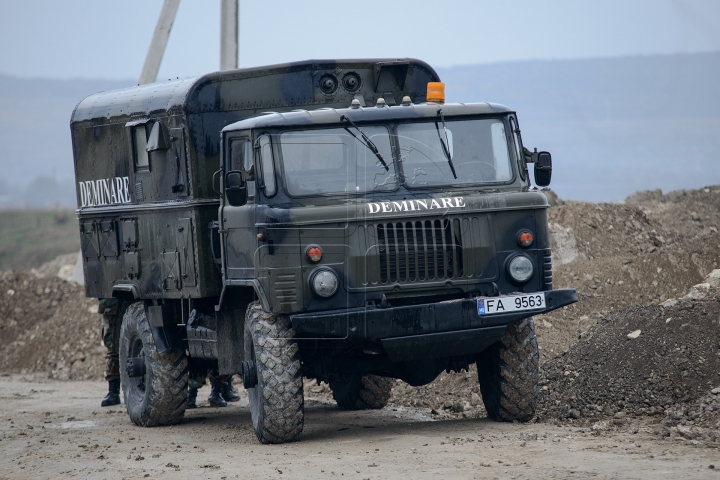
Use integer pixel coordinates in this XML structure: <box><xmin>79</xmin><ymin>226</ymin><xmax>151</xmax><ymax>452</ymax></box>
<box><xmin>207</xmin><ymin>369</ymin><xmax>228</xmax><ymax>407</ymax></box>
<box><xmin>99</xmin><ymin>298</ymin><xmax>121</xmax><ymax>407</ymax></box>
<box><xmin>187</xmin><ymin>370</ymin><xmax>207</xmax><ymax>408</ymax></box>
<box><xmin>221</xmin><ymin>375</ymin><xmax>240</xmax><ymax>402</ymax></box>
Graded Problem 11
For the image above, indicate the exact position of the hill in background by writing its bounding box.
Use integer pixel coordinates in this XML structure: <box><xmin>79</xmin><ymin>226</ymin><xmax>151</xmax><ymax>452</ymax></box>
<box><xmin>439</xmin><ymin>51</ymin><xmax>720</xmax><ymax>201</ymax></box>
<box><xmin>1</xmin><ymin>51</ymin><xmax>719</xmax><ymax>205</ymax></box>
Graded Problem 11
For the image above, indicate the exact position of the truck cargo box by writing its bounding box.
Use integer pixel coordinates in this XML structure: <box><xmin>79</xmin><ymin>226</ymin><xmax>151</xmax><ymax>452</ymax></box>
<box><xmin>70</xmin><ymin>58</ymin><xmax>440</xmax><ymax>299</ymax></box>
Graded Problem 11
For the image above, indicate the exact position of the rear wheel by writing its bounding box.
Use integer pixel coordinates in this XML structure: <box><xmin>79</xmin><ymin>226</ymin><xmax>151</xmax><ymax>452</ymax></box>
<box><xmin>244</xmin><ymin>301</ymin><xmax>304</xmax><ymax>444</ymax></box>
<box><xmin>329</xmin><ymin>375</ymin><xmax>393</xmax><ymax>410</ymax></box>
<box><xmin>119</xmin><ymin>302</ymin><xmax>188</xmax><ymax>427</ymax></box>
<box><xmin>476</xmin><ymin>317</ymin><xmax>539</xmax><ymax>422</ymax></box>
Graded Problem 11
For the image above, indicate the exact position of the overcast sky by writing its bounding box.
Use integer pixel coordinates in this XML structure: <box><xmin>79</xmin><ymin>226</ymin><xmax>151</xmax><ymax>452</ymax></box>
<box><xmin>1</xmin><ymin>0</ymin><xmax>718</xmax><ymax>81</ymax></box>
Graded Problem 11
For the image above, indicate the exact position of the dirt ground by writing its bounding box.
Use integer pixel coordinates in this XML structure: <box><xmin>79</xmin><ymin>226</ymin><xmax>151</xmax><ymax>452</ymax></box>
<box><xmin>1</xmin><ymin>375</ymin><xmax>718</xmax><ymax>480</ymax></box>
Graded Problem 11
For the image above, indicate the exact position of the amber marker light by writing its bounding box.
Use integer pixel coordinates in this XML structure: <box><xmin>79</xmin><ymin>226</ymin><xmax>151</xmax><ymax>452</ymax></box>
<box><xmin>306</xmin><ymin>245</ymin><xmax>323</xmax><ymax>263</ymax></box>
<box><xmin>518</xmin><ymin>231</ymin><xmax>534</xmax><ymax>248</ymax></box>
<box><xmin>426</xmin><ymin>82</ymin><xmax>445</xmax><ymax>104</ymax></box>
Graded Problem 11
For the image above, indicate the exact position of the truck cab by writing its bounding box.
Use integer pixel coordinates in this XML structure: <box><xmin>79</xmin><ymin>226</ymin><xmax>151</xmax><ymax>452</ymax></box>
<box><xmin>218</xmin><ymin>95</ymin><xmax>576</xmax><ymax>442</ymax></box>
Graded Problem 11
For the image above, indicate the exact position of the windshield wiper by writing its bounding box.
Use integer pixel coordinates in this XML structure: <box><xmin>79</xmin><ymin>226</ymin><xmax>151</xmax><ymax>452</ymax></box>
<box><xmin>340</xmin><ymin>115</ymin><xmax>390</xmax><ymax>171</ymax></box>
<box><xmin>436</xmin><ymin>109</ymin><xmax>457</xmax><ymax>179</ymax></box>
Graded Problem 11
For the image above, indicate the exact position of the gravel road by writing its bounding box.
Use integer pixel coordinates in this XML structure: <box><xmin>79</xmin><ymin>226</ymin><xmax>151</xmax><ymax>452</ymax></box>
<box><xmin>1</xmin><ymin>375</ymin><xmax>717</xmax><ymax>479</ymax></box>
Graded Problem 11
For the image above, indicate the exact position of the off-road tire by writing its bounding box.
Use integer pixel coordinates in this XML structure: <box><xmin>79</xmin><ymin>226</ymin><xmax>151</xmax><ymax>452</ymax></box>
<box><xmin>329</xmin><ymin>375</ymin><xmax>393</xmax><ymax>410</ymax></box>
<box><xmin>119</xmin><ymin>302</ymin><xmax>188</xmax><ymax>427</ymax></box>
<box><xmin>244</xmin><ymin>301</ymin><xmax>304</xmax><ymax>444</ymax></box>
<box><xmin>476</xmin><ymin>316</ymin><xmax>539</xmax><ymax>422</ymax></box>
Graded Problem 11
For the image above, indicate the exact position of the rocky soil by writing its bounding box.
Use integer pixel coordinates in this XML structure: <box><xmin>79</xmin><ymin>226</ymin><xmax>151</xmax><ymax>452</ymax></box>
<box><xmin>538</xmin><ymin>290</ymin><xmax>720</xmax><ymax>443</ymax></box>
<box><xmin>0</xmin><ymin>269</ymin><xmax>101</xmax><ymax>381</ymax></box>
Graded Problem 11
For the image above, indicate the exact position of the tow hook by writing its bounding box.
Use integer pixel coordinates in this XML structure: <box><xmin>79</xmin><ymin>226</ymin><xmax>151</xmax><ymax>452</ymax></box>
<box><xmin>126</xmin><ymin>356</ymin><xmax>146</xmax><ymax>378</ymax></box>
<box><xmin>242</xmin><ymin>360</ymin><xmax>258</xmax><ymax>389</ymax></box>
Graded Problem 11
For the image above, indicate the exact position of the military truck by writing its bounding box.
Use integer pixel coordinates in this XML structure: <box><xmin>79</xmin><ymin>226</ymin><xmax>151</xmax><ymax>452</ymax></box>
<box><xmin>71</xmin><ymin>58</ymin><xmax>577</xmax><ymax>444</ymax></box>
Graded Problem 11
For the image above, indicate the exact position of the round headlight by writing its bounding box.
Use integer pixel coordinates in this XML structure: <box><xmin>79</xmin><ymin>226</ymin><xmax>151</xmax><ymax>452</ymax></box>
<box><xmin>508</xmin><ymin>255</ymin><xmax>534</xmax><ymax>283</ymax></box>
<box><xmin>311</xmin><ymin>269</ymin><xmax>338</xmax><ymax>297</ymax></box>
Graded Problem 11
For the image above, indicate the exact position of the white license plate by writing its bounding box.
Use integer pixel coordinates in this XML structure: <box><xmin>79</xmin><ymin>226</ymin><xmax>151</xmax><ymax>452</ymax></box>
<box><xmin>477</xmin><ymin>293</ymin><xmax>545</xmax><ymax>315</ymax></box>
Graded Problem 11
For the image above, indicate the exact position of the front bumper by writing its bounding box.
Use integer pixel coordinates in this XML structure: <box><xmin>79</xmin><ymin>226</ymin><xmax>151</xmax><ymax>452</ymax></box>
<box><xmin>291</xmin><ymin>289</ymin><xmax>577</xmax><ymax>361</ymax></box>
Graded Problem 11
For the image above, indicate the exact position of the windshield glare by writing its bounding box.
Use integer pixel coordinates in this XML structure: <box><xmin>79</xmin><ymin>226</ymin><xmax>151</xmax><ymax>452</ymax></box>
<box><xmin>397</xmin><ymin>118</ymin><xmax>513</xmax><ymax>188</ymax></box>
<box><xmin>280</xmin><ymin>127</ymin><xmax>396</xmax><ymax>196</ymax></box>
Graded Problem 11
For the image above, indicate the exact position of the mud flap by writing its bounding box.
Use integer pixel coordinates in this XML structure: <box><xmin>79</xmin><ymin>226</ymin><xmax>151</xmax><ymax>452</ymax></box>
<box><xmin>146</xmin><ymin>304</ymin><xmax>185</xmax><ymax>354</ymax></box>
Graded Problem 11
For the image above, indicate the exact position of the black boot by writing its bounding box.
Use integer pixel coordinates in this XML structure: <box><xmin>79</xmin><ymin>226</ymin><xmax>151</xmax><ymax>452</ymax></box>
<box><xmin>187</xmin><ymin>387</ymin><xmax>198</xmax><ymax>409</ymax></box>
<box><xmin>208</xmin><ymin>384</ymin><xmax>227</xmax><ymax>407</ymax></box>
<box><xmin>101</xmin><ymin>379</ymin><xmax>120</xmax><ymax>407</ymax></box>
<box><xmin>222</xmin><ymin>378</ymin><xmax>240</xmax><ymax>403</ymax></box>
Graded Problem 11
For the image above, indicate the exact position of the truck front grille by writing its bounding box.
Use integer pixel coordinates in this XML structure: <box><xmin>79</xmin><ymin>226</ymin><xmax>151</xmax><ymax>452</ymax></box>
<box><xmin>376</xmin><ymin>218</ymin><xmax>463</xmax><ymax>283</ymax></box>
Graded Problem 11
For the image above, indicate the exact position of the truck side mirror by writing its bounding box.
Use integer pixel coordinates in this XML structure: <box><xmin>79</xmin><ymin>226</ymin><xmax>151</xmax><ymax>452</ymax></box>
<box><xmin>225</xmin><ymin>171</ymin><xmax>247</xmax><ymax>206</ymax></box>
<box><xmin>534</xmin><ymin>151</ymin><xmax>552</xmax><ymax>187</ymax></box>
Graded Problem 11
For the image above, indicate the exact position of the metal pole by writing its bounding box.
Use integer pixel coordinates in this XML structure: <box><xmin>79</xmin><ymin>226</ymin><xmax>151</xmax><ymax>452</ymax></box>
<box><xmin>220</xmin><ymin>0</ymin><xmax>238</xmax><ymax>71</ymax></box>
<box><xmin>139</xmin><ymin>0</ymin><xmax>181</xmax><ymax>85</ymax></box>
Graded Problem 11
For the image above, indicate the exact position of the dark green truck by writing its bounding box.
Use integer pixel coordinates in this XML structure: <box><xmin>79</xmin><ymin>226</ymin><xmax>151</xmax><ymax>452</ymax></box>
<box><xmin>71</xmin><ymin>58</ymin><xmax>576</xmax><ymax>444</ymax></box>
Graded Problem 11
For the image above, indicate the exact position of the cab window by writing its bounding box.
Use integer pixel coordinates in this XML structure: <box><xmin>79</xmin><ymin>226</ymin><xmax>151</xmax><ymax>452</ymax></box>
<box><xmin>230</xmin><ymin>138</ymin><xmax>255</xmax><ymax>198</ymax></box>
<box><xmin>258</xmin><ymin>135</ymin><xmax>276</xmax><ymax>197</ymax></box>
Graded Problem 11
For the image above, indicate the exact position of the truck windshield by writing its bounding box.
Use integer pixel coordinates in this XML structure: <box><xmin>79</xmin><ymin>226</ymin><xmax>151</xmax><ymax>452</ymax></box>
<box><xmin>397</xmin><ymin>118</ymin><xmax>513</xmax><ymax>188</ymax></box>
<box><xmin>279</xmin><ymin>126</ymin><xmax>396</xmax><ymax>196</ymax></box>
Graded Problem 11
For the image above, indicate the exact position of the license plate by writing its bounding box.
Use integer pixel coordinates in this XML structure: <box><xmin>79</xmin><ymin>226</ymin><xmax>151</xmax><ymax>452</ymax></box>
<box><xmin>477</xmin><ymin>293</ymin><xmax>545</xmax><ymax>315</ymax></box>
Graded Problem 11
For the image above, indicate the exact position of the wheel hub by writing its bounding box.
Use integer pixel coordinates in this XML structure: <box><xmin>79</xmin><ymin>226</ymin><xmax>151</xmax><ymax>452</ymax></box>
<box><xmin>125</xmin><ymin>356</ymin><xmax>146</xmax><ymax>378</ymax></box>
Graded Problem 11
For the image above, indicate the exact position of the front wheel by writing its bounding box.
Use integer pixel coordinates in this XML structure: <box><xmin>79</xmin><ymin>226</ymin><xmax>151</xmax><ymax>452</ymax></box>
<box><xmin>244</xmin><ymin>302</ymin><xmax>304</xmax><ymax>444</ymax></box>
<box><xmin>476</xmin><ymin>316</ymin><xmax>539</xmax><ymax>422</ymax></box>
<box><xmin>119</xmin><ymin>302</ymin><xmax>188</xmax><ymax>427</ymax></box>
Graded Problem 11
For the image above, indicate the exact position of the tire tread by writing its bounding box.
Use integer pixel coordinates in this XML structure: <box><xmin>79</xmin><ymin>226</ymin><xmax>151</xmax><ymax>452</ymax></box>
<box><xmin>477</xmin><ymin>317</ymin><xmax>539</xmax><ymax>422</ymax></box>
<box><xmin>120</xmin><ymin>302</ymin><xmax>188</xmax><ymax>427</ymax></box>
<box><xmin>245</xmin><ymin>302</ymin><xmax>304</xmax><ymax>444</ymax></box>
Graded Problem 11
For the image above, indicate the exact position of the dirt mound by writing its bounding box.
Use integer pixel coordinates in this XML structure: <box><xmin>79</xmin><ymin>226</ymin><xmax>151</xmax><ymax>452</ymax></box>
<box><xmin>537</xmin><ymin>188</ymin><xmax>720</xmax><ymax>358</ymax></box>
<box><xmin>626</xmin><ymin>186</ymin><xmax>720</xmax><ymax>237</ymax></box>
<box><xmin>0</xmin><ymin>270</ymin><xmax>102</xmax><ymax>380</ymax></box>
<box><xmin>537</xmin><ymin>293</ymin><xmax>720</xmax><ymax>424</ymax></box>
<box><xmin>30</xmin><ymin>251</ymin><xmax>78</xmax><ymax>280</ymax></box>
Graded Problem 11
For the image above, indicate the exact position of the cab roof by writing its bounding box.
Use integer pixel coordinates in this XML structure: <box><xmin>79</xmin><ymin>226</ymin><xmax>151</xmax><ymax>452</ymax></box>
<box><xmin>221</xmin><ymin>102</ymin><xmax>514</xmax><ymax>133</ymax></box>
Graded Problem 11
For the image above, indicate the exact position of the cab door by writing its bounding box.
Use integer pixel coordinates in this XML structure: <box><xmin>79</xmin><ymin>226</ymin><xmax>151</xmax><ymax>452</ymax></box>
<box><xmin>220</xmin><ymin>136</ymin><xmax>257</xmax><ymax>279</ymax></box>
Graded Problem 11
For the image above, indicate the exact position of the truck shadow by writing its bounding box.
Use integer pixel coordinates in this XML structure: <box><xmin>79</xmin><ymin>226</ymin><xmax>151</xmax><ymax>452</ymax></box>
<box><xmin>177</xmin><ymin>399</ymin><xmax>510</xmax><ymax>444</ymax></box>
<box><xmin>301</xmin><ymin>405</ymin><xmax>501</xmax><ymax>443</ymax></box>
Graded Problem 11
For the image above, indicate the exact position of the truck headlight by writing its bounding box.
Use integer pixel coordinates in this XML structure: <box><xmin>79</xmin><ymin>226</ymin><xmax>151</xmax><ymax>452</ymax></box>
<box><xmin>507</xmin><ymin>255</ymin><xmax>534</xmax><ymax>283</ymax></box>
<box><xmin>310</xmin><ymin>268</ymin><xmax>338</xmax><ymax>297</ymax></box>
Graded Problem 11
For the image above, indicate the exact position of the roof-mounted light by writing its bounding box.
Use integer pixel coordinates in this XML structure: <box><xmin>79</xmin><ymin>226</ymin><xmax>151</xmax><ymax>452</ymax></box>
<box><xmin>426</xmin><ymin>82</ymin><xmax>445</xmax><ymax>104</ymax></box>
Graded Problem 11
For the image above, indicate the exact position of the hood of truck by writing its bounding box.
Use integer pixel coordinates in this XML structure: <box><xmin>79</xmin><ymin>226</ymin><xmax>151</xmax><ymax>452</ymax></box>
<box><xmin>255</xmin><ymin>191</ymin><xmax>549</xmax><ymax>227</ymax></box>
